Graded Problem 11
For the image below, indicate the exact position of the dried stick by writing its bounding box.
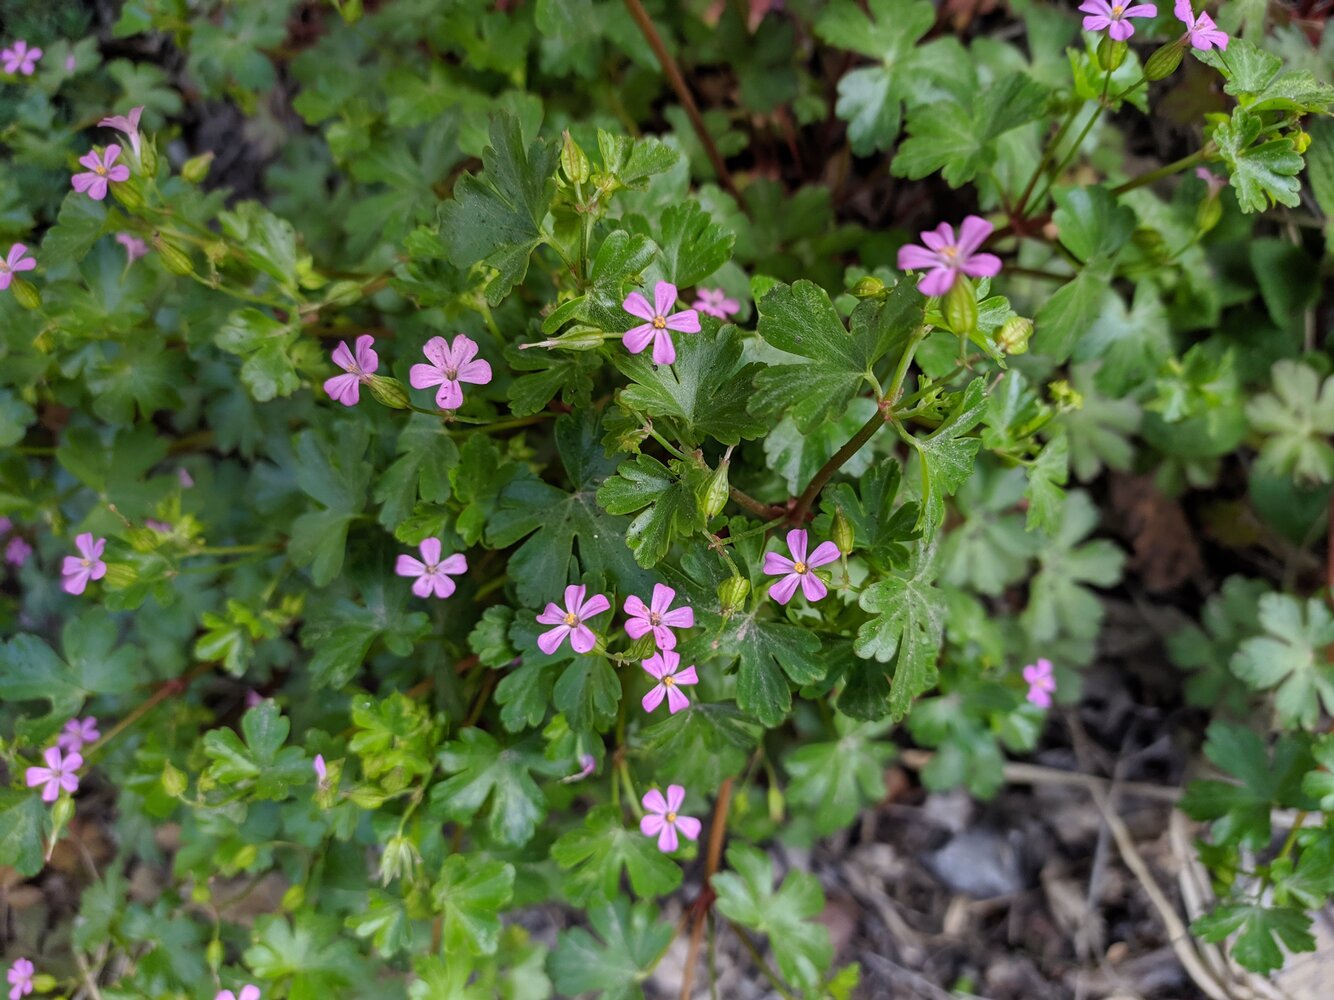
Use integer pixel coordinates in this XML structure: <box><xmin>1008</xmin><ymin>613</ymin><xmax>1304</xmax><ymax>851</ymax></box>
<box><xmin>679</xmin><ymin>776</ymin><xmax>734</xmax><ymax>1000</ymax></box>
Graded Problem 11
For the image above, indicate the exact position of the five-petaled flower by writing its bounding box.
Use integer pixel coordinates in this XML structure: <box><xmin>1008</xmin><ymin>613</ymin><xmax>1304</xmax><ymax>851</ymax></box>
<box><xmin>897</xmin><ymin>215</ymin><xmax>1002</xmax><ymax>296</ymax></box>
<box><xmin>622</xmin><ymin>281</ymin><xmax>701</xmax><ymax>366</ymax></box>
<box><xmin>624</xmin><ymin>584</ymin><xmax>694</xmax><ymax>650</ymax></box>
<box><xmin>692</xmin><ymin>287</ymin><xmax>740</xmax><ymax>320</ymax></box>
<box><xmin>640</xmin><ymin>784</ymin><xmax>701</xmax><ymax>853</ymax></box>
<box><xmin>1079</xmin><ymin>0</ymin><xmax>1157</xmax><ymax>40</ymax></box>
<box><xmin>6</xmin><ymin>958</ymin><xmax>34</xmax><ymax>1000</ymax></box>
<box><xmin>26</xmin><ymin>746</ymin><xmax>81</xmax><ymax>803</ymax></box>
<box><xmin>324</xmin><ymin>334</ymin><xmax>379</xmax><ymax>406</ymax></box>
<box><xmin>62</xmin><ymin>532</ymin><xmax>107</xmax><ymax>595</ymax></box>
<box><xmin>1175</xmin><ymin>0</ymin><xmax>1228</xmax><ymax>49</ymax></box>
<box><xmin>0</xmin><ymin>244</ymin><xmax>36</xmax><ymax>292</ymax></box>
<box><xmin>1023</xmin><ymin>658</ymin><xmax>1057</xmax><ymax>708</ymax></box>
<box><xmin>763</xmin><ymin>529</ymin><xmax>840</xmax><ymax>604</ymax></box>
<box><xmin>410</xmin><ymin>334</ymin><xmax>492</xmax><ymax>410</ymax></box>
<box><xmin>395</xmin><ymin>538</ymin><xmax>467</xmax><ymax>599</ymax></box>
<box><xmin>2</xmin><ymin>40</ymin><xmax>41</xmax><ymax>76</ymax></box>
<box><xmin>216</xmin><ymin>988</ymin><xmax>260</xmax><ymax>1000</ymax></box>
<box><xmin>536</xmin><ymin>585</ymin><xmax>610</xmax><ymax>655</ymax></box>
<box><xmin>641</xmin><ymin>650</ymin><xmax>699</xmax><ymax>715</ymax></box>
<box><xmin>116</xmin><ymin>232</ymin><xmax>149</xmax><ymax>263</ymax></box>
<box><xmin>99</xmin><ymin>105</ymin><xmax>144</xmax><ymax>158</ymax></box>
<box><xmin>71</xmin><ymin>145</ymin><xmax>130</xmax><ymax>202</ymax></box>
<box><xmin>58</xmin><ymin>717</ymin><xmax>99</xmax><ymax>754</ymax></box>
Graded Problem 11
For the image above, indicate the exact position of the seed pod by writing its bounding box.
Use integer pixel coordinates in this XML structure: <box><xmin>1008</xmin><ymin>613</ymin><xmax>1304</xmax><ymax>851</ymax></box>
<box><xmin>699</xmin><ymin>460</ymin><xmax>730</xmax><ymax>519</ymax></box>
<box><xmin>561</xmin><ymin>130</ymin><xmax>592</xmax><ymax>186</ymax></box>
<box><xmin>626</xmin><ymin>633</ymin><xmax>658</xmax><ymax>662</ymax></box>
<box><xmin>111</xmin><ymin>177</ymin><xmax>146</xmax><ymax>212</ymax></box>
<box><xmin>138</xmin><ymin>137</ymin><xmax>158</xmax><ymax>177</ymax></box>
<box><xmin>1196</xmin><ymin>194</ymin><xmax>1223</xmax><ymax>234</ymax></box>
<box><xmin>206</xmin><ymin>939</ymin><xmax>224</xmax><ymax>971</ymax></box>
<box><xmin>832</xmin><ymin>506</ymin><xmax>855</xmax><ymax>555</ymax></box>
<box><xmin>1049</xmin><ymin>378</ymin><xmax>1084</xmax><ymax>412</ymax></box>
<box><xmin>849</xmin><ymin>276</ymin><xmax>886</xmax><ymax>299</ymax></box>
<box><xmin>153</xmin><ymin>233</ymin><xmax>196</xmax><ymax>276</ymax></box>
<box><xmin>181</xmin><ymin>150</ymin><xmax>214</xmax><ymax>183</ymax></box>
<box><xmin>368</xmin><ymin>375</ymin><xmax>411</xmax><ymax>410</ymax></box>
<box><xmin>1097</xmin><ymin>36</ymin><xmax>1127</xmax><ymax>72</ymax></box>
<box><xmin>944</xmin><ymin>276</ymin><xmax>978</xmax><ymax>336</ymax></box>
<box><xmin>997</xmin><ymin>315</ymin><xmax>1034</xmax><ymax>355</ymax></box>
<box><xmin>718</xmin><ymin>575</ymin><xmax>750</xmax><ymax>614</ymax></box>
<box><xmin>9</xmin><ymin>277</ymin><xmax>41</xmax><ymax>310</ymax></box>
<box><xmin>1144</xmin><ymin>41</ymin><xmax>1185</xmax><ymax>81</ymax></box>
<box><xmin>51</xmin><ymin>796</ymin><xmax>74</xmax><ymax>831</ymax></box>
<box><xmin>30</xmin><ymin>975</ymin><xmax>58</xmax><ymax>994</ymax></box>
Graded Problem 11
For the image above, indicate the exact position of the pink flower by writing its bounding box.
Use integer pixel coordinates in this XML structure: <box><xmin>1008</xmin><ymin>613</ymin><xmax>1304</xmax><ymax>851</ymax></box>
<box><xmin>897</xmin><ymin>215</ymin><xmax>1002</xmax><ymax>296</ymax></box>
<box><xmin>641</xmin><ymin>650</ymin><xmax>699</xmax><ymax>715</ymax></box>
<box><xmin>6</xmin><ymin>958</ymin><xmax>34</xmax><ymax>1000</ymax></box>
<box><xmin>0</xmin><ymin>517</ymin><xmax>9</xmax><ymax>535</ymax></box>
<box><xmin>245</xmin><ymin>689</ymin><xmax>263</xmax><ymax>708</ymax></box>
<box><xmin>395</xmin><ymin>538</ymin><xmax>466</xmax><ymax>599</ymax></box>
<box><xmin>5</xmin><ymin>537</ymin><xmax>31</xmax><ymax>567</ymax></box>
<box><xmin>1079</xmin><ymin>0</ymin><xmax>1157</xmax><ymax>40</ymax></box>
<box><xmin>58</xmin><ymin>717</ymin><xmax>100</xmax><ymax>754</ymax></box>
<box><xmin>313</xmin><ymin>754</ymin><xmax>328</xmax><ymax>788</ymax></box>
<box><xmin>216</xmin><ymin>988</ymin><xmax>260</xmax><ymax>1000</ymax></box>
<box><xmin>1195</xmin><ymin>166</ymin><xmax>1227</xmax><ymax>196</ymax></box>
<box><xmin>1175</xmin><ymin>0</ymin><xmax>1228</xmax><ymax>49</ymax></box>
<box><xmin>692</xmin><ymin>287</ymin><xmax>740</xmax><ymax>320</ymax></box>
<box><xmin>116</xmin><ymin>232</ymin><xmax>149</xmax><ymax>263</ymax></box>
<box><xmin>1023</xmin><ymin>658</ymin><xmax>1057</xmax><ymax>708</ymax></box>
<box><xmin>178</xmin><ymin>467</ymin><xmax>195</xmax><ymax>488</ymax></box>
<box><xmin>62</xmin><ymin>532</ymin><xmax>107</xmax><ymax>595</ymax></box>
<box><xmin>624</xmin><ymin>584</ymin><xmax>694</xmax><ymax>650</ymax></box>
<box><xmin>0</xmin><ymin>244</ymin><xmax>37</xmax><ymax>292</ymax></box>
<box><xmin>71</xmin><ymin>145</ymin><xmax>130</xmax><ymax>202</ymax></box>
<box><xmin>25</xmin><ymin>746</ymin><xmax>81</xmax><ymax>802</ymax></box>
<box><xmin>323</xmin><ymin>334</ymin><xmax>379</xmax><ymax>406</ymax></box>
<box><xmin>763</xmin><ymin>529</ymin><xmax>840</xmax><ymax>604</ymax></box>
<box><xmin>536</xmin><ymin>584</ymin><xmax>610</xmax><ymax>655</ymax></box>
<box><xmin>1</xmin><ymin>41</ymin><xmax>41</xmax><ymax>76</ymax></box>
<box><xmin>410</xmin><ymin>334</ymin><xmax>492</xmax><ymax>410</ymax></box>
<box><xmin>98</xmin><ymin>106</ymin><xmax>144</xmax><ymax>159</ymax></box>
<box><xmin>622</xmin><ymin>281</ymin><xmax>701</xmax><ymax>366</ymax></box>
<box><xmin>64</xmin><ymin>54</ymin><xmax>76</xmax><ymax>72</ymax></box>
<box><xmin>640</xmin><ymin>784</ymin><xmax>701</xmax><ymax>853</ymax></box>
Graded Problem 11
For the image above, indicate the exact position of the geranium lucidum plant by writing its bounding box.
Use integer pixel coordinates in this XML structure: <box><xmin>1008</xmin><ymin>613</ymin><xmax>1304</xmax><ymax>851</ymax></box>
<box><xmin>1</xmin><ymin>0</ymin><xmax>1332</xmax><ymax>996</ymax></box>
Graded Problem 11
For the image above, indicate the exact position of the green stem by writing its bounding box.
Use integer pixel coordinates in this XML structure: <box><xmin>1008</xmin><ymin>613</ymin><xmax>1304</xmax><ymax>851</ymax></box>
<box><xmin>1110</xmin><ymin>146</ymin><xmax>1214</xmax><ymax>196</ymax></box>
<box><xmin>1014</xmin><ymin>104</ymin><xmax>1081</xmax><ymax>218</ymax></box>
<box><xmin>728</xmin><ymin>487</ymin><xmax>782</xmax><ymax>520</ymax></box>
<box><xmin>81</xmin><ymin>663</ymin><xmax>214</xmax><ymax>762</ymax></box>
<box><xmin>646</xmin><ymin>426</ymin><xmax>690</xmax><ymax>462</ymax></box>
<box><xmin>446</xmin><ymin>412</ymin><xmax>553</xmax><ymax>434</ymax></box>
<box><xmin>727</xmin><ymin>921</ymin><xmax>796</xmax><ymax>1000</ymax></box>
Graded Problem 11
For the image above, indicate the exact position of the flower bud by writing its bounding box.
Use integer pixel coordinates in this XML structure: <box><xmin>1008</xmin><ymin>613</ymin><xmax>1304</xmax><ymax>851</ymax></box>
<box><xmin>206</xmin><ymin>938</ymin><xmax>224</xmax><ymax>971</ymax></box>
<box><xmin>698</xmin><ymin>461</ymin><xmax>730</xmax><ymax>519</ymax></box>
<box><xmin>1144</xmin><ymin>41</ymin><xmax>1185</xmax><ymax>81</ymax></box>
<box><xmin>31</xmin><ymin>975</ymin><xmax>58</xmax><ymax>993</ymax></box>
<box><xmin>281</xmin><ymin>884</ymin><xmax>305</xmax><ymax>910</ymax></box>
<box><xmin>1196</xmin><ymin>194</ymin><xmax>1223</xmax><ymax>234</ymax></box>
<box><xmin>181</xmin><ymin>150</ymin><xmax>213</xmax><ymax>183</ymax></box>
<box><xmin>625</xmin><ymin>633</ymin><xmax>657</xmax><ymax>661</ymax></box>
<box><xmin>161</xmin><ymin>761</ymin><xmax>188</xmax><ymax>797</ymax></box>
<box><xmin>944</xmin><ymin>276</ymin><xmax>978</xmax><ymax>336</ymax></box>
<box><xmin>1097</xmin><ymin>36</ymin><xmax>1127</xmax><ymax>72</ymax></box>
<box><xmin>718</xmin><ymin>575</ymin><xmax>750</xmax><ymax>614</ymax></box>
<box><xmin>849</xmin><ymin>276</ymin><xmax>886</xmax><ymax>299</ymax></box>
<box><xmin>997</xmin><ymin>315</ymin><xmax>1033</xmax><ymax>355</ymax></box>
<box><xmin>1049</xmin><ymin>379</ymin><xmax>1084</xmax><ymax>412</ymax></box>
<box><xmin>379</xmin><ymin>834</ymin><xmax>420</xmax><ymax>884</ymax></box>
<box><xmin>153</xmin><ymin>234</ymin><xmax>196</xmax><ymax>276</ymax></box>
<box><xmin>192</xmin><ymin>883</ymin><xmax>212</xmax><ymax>904</ymax></box>
<box><xmin>52</xmin><ymin>795</ymin><xmax>75</xmax><ymax>831</ymax></box>
<box><xmin>561</xmin><ymin>131</ymin><xmax>591</xmax><ymax>186</ymax></box>
<box><xmin>767</xmin><ymin>783</ymin><xmax>785</xmax><ymax>823</ymax></box>
<box><xmin>368</xmin><ymin>375</ymin><xmax>411</xmax><ymax>409</ymax></box>
<box><xmin>1294</xmin><ymin>130</ymin><xmax>1311</xmax><ymax>154</ymax></box>
<box><xmin>111</xmin><ymin>177</ymin><xmax>147</xmax><ymax>212</ymax></box>
<box><xmin>232</xmin><ymin>844</ymin><xmax>259</xmax><ymax>870</ymax></box>
<box><xmin>9</xmin><ymin>278</ymin><xmax>41</xmax><ymax>311</ymax></box>
<box><xmin>832</xmin><ymin>506</ymin><xmax>855</xmax><ymax>555</ymax></box>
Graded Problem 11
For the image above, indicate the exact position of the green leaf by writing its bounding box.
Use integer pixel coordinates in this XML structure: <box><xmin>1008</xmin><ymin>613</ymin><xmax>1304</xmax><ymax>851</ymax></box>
<box><xmin>0</xmin><ymin>791</ymin><xmax>46</xmax><ymax>877</ymax></box>
<box><xmin>1230</xmin><ymin>593</ymin><xmax>1334</xmax><ymax>730</ymax></box>
<box><xmin>939</xmin><ymin>464</ymin><xmax>1036</xmax><ymax>596</ymax></box>
<box><xmin>1021</xmin><ymin>491</ymin><xmax>1124</xmax><ymax>643</ymax></box>
<box><xmin>1057</xmin><ymin>361</ymin><xmax>1142</xmax><ymax>481</ymax></box>
<box><xmin>40</xmin><ymin>194</ymin><xmax>109</xmax><ymax>267</ymax></box>
<box><xmin>439</xmin><ymin>112</ymin><xmax>560</xmax><ymax>304</ymax></box>
<box><xmin>637</xmin><ymin>703</ymin><xmax>761</xmax><ymax>791</ymax></box>
<box><xmin>813</xmin><ymin>460</ymin><xmax>917</xmax><ymax>572</ymax></box>
<box><xmin>614</xmin><ymin>326</ymin><xmax>765</xmax><ymax>447</ymax></box>
<box><xmin>595</xmin><ymin>455</ymin><xmax>707</xmax><ymax>568</ymax></box>
<box><xmin>1303</xmin><ymin>736</ymin><xmax>1334</xmax><ymax>809</ymax></box>
<box><xmin>785</xmin><ymin>716</ymin><xmax>893</xmax><ymax>836</ymax></box>
<box><xmin>764</xmin><ymin>400</ymin><xmax>878</xmax><ymax>494</ymax></box>
<box><xmin>654</xmin><ymin>201</ymin><xmax>735</xmax><ymax>288</ymax></box>
<box><xmin>201</xmin><ymin>700</ymin><xmax>310</xmax><ymax>800</ymax></box>
<box><xmin>1213</xmin><ymin>109</ymin><xmax>1304</xmax><ymax>213</ymax></box>
<box><xmin>214</xmin><ymin>308</ymin><xmax>301</xmax><ymax>402</ymax></box>
<box><xmin>1198</xmin><ymin>37</ymin><xmax>1334</xmax><ymax>114</ymax></box>
<box><xmin>550</xmin><ymin>805</ymin><xmax>683</xmax><ymax>905</ymax></box>
<box><xmin>374</xmin><ymin>418</ymin><xmax>460</xmax><ymax>530</ymax></box>
<box><xmin>549</xmin><ymin>900</ymin><xmax>674</xmax><ymax>1000</ymax></box>
<box><xmin>1034</xmin><ymin>262</ymin><xmax>1114</xmax><ymax>364</ymax></box>
<box><xmin>717</xmin><ymin>612</ymin><xmax>825</xmax><ymax>727</ymax></box>
<box><xmin>243</xmin><ymin>914</ymin><xmax>363</xmax><ymax>1000</ymax></box>
<box><xmin>902</xmin><ymin>377</ymin><xmax>987</xmax><ymax>534</ymax></box>
<box><xmin>852</xmin><ymin>541</ymin><xmax>946</xmax><ymax>721</ymax></box>
<box><xmin>1024</xmin><ymin>432</ymin><xmax>1069</xmax><ymax>534</ymax></box>
<box><xmin>712</xmin><ymin>844</ymin><xmax>832</xmax><ymax>992</ymax></box>
<box><xmin>430</xmin><ymin>729</ymin><xmax>551</xmax><ymax>847</ymax></box>
<box><xmin>431</xmin><ymin>856</ymin><xmax>515</xmax><ymax>956</ymax></box>
<box><xmin>1192</xmin><ymin>904</ymin><xmax>1315</xmax><ymax>975</ymax></box>
<box><xmin>552</xmin><ymin>655</ymin><xmax>620</xmax><ymax>732</ymax></box>
<box><xmin>1245</xmin><ymin>360</ymin><xmax>1334</xmax><ymax>486</ymax></box>
<box><xmin>218</xmin><ymin>202</ymin><xmax>300</xmax><ymax>290</ymax></box>
<box><xmin>1166</xmin><ymin>575</ymin><xmax>1266</xmax><ymax>711</ymax></box>
<box><xmin>1051</xmin><ymin>185</ymin><xmax>1136</xmax><ymax>263</ymax></box>
<box><xmin>300</xmin><ymin>573</ymin><xmax>430</xmax><ymax>688</ymax></box>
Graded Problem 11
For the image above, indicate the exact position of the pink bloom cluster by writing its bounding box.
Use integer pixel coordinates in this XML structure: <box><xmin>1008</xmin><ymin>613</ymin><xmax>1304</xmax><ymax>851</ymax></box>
<box><xmin>6</xmin><ymin>958</ymin><xmax>34</xmax><ymax>1000</ymax></box>
<box><xmin>1079</xmin><ymin>0</ymin><xmax>1157</xmax><ymax>40</ymax></box>
<box><xmin>0</xmin><ymin>244</ymin><xmax>36</xmax><ymax>292</ymax></box>
<box><xmin>763</xmin><ymin>529</ymin><xmax>840</xmax><ymax>605</ymax></box>
<box><xmin>62</xmin><ymin>532</ymin><xmax>107</xmax><ymax>595</ymax></box>
<box><xmin>1175</xmin><ymin>0</ymin><xmax>1228</xmax><ymax>49</ymax></box>
<box><xmin>324</xmin><ymin>333</ymin><xmax>494</xmax><ymax>411</ymax></box>
<box><xmin>395</xmin><ymin>538</ymin><xmax>467</xmax><ymax>599</ymax></box>
<box><xmin>26</xmin><ymin>746</ymin><xmax>81</xmax><ymax>802</ymax></box>
<box><xmin>897</xmin><ymin>215</ymin><xmax>1002</xmax><ymax>296</ymax></box>
<box><xmin>0</xmin><ymin>517</ymin><xmax>32</xmax><ymax>566</ymax></box>
<box><xmin>1</xmin><ymin>40</ymin><xmax>41</xmax><ymax>75</ymax></box>
<box><xmin>1024</xmin><ymin>658</ymin><xmax>1057</xmax><ymax>708</ymax></box>
<box><xmin>622</xmin><ymin>281</ymin><xmax>701</xmax><ymax>365</ymax></box>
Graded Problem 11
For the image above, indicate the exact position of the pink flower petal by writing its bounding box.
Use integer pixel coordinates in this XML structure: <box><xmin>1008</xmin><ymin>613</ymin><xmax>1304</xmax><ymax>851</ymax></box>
<box><xmin>537</xmin><ymin>626</ymin><xmax>570</xmax><ymax>654</ymax></box>
<box><xmin>650</xmin><ymin>331</ymin><xmax>676</xmax><ymax>366</ymax></box>
<box><xmin>653</xmin><ymin>281</ymin><xmax>678</xmax><ymax>318</ymax></box>
<box><xmin>768</xmin><ymin>573</ymin><xmax>801</xmax><ymax>605</ymax></box>
<box><xmin>353</xmin><ymin>335</ymin><xmax>378</xmax><ymax>372</ymax></box>
<box><xmin>536</xmin><ymin>603</ymin><xmax>567</xmax><ymax>625</ymax></box>
<box><xmin>422</xmin><ymin>336</ymin><xmax>453</xmax><ymax>370</ymax></box>
<box><xmin>642</xmin><ymin>685</ymin><xmax>667</xmax><ymax>713</ymax></box>
<box><xmin>642</xmin><ymin>788</ymin><xmax>668</xmax><ymax>815</ymax></box>
<box><xmin>450</xmin><ymin>335</ymin><xmax>480</xmax><ymax>367</ymax></box>
<box><xmin>623</xmin><ymin>323</ymin><xmax>656</xmax><ymax>355</ymax></box>
<box><xmin>419</xmin><ymin>537</ymin><xmax>442</xmax><ymax>564</ymax></box>
<box><xmin>663</xmin><ymin>310</ymin><xmax>701</xmax><ymax>334</ymax></box>
<box><xmin>799</xmin><ymin>572</ymin><xmax>828</xmax><ymax>602</ymax></box>
<box><xmin>625</xmin><ymin>617</ymin><xmax>652</xmax><ymax>641</ymax></box>
<box><xmin>806</xmin><ymin>540</ymin><xmax>841</xmax><ymax>568</ymax></box>
<box><xmin>640</xmin><ymin>812</ymin><xmax>666</xmax><ymax>837</ymax></box>
<box><xmin>579</xmin><ymin>592</ymin><xmax>610</xmax><ymax>619</ymax></box>
<box><xmin>438</xmin><ymin>553</ymin><xmax>467</xmax><ymax>575</ymax></box>
<box><xmin>428</xmin><ymin>574</ymin><xmax>457</xmax><ymax>599</ymax></box>
<box><xmin>665</xmin><ymin>784</ymin><xmax>686</xmax><ymax>813</ymax></box>
<box><xmin>622</xmin><ymin>291</ymin><xmax>655</xmax><ymax>321</ymax></box>
<box><xmin>676</xmin><ymin>815</ymin><xmax>701</xmax><ymax>840</ymax></box>
<box><xmin>324</xmin><ymin>373</ymin><xmax>361</xmax><ymax>405</ymax></box>
<box><xmin>762</xmin><ymin>552</ymin><xmax>795</xmax><ymax>575</ymax></box>
<box><xmin>674</xmin><ymin>666</ymin><xmax>698</xmax><ymax>686</ymax></box>
<box><xmin>961</xmin><ymin>253</ymin><xmax>1002</xmax><ymax>279</ymax></box>
<box><xmin>457</xmin><ymin>359</ymin><xmax>492</xmax><ymax>386</ymax></box>
<box><xmin>624</xmin><ymin>594</ymin><xmax>650</xmax><ymax>619</ymax></box>
<box><xmin>642</xmin><ymin>654</ymin><xmax>669</xmax><ymax>680</ymax></box>
<box><xmin>409</xmin><ymin>363</ymin><xmax>446</xmax><ymax>389</ymax></box>
<box><xmin>656</xmin><ymin>823</ymin><xmax>680</xmax><ymax>853</ymax></box>
<box><xmin>396</xmin><ymin>554</ymin><xmax>425</xmax><ymax>577</ymax></box>
<box><xmin>649</xmin><ymin>584</ymin><xmax>674</xmax><ymax>615</ymax></box>
<box><xmin>916</xmin><ymin>267</ymin><xmax>955</xmax><ymax>297</ymax></box>
<box><xmin>411</xmin><ymin>575</ymin><xmax>436</xmax><ymax>598</ymax></box>
<box><xmin>955</xmin><ymin>215</ymin><xmax>994</xmax><ymax>256</ymax></box>
<box><xmin>434</xmin><ymin>380</ymin><xmax>464</xmax><ymax>410</ymax></box>
<box><xmin>570</xmin><ymin>624</ymin><xmax>597</xmax><ymax>653</ymax></box>
<box><xmin>661</xmin><ymin>606</ymin><xmax>694</xmax><ymax>629</ymax></box>
<box><xmin>897</xmin><ymin>245</ymin><xmax>939</xmax><ymax>271</ymax></box>
<box><xmin>651</xmin><ymin>625</ymin><xmax>677</xmax><ymax>650</ymax></box>
<box><xmin>665</xmin><ymin>685</ymin><xmax>690</xmax><ymax>713</ymax></box>
<box><xmin>785</xmin><ymin>529</ymin><xmax>808</xmax><ymax>565</ymax></box>
<box><xmin>920</xmin><ymin>223</ymin><xmax>954</xmax><ymax>252</ymax></box>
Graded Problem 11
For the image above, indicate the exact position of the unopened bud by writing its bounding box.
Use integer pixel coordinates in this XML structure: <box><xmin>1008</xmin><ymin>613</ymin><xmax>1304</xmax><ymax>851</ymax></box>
<box><xmin>153</xmin><ymin>234</ymin><xmax>195</xmax><ymax>276</ymax></box>
<box><xmin>9</xmin><ymin>278</ymin><xmax>41</xmax><ymax>310</ymax></box>
<box><xmin>626</xmin><ymin>633</ymin><xmax>657</xmax><ymax>661</ymax></box>
<box><xmin>111</xmin><ymin>177</ymin><xmax>146</xmax><ymax>212</ymax></box>
<box><xmin>718</xmin><ymin>575</ymin><xmax>750</xmax><ymax>614</ymax></box>
<box><xmin>192</xmin><ymin>883</ymin><xmax>212</xmax><ymax>904</ymax></box>
<box><xmin>379</xmin><ymin>834</ymin><xmax>420</xmax><ymax>884</ymax></box>
<box><xmin>52</xmin><ymin>795</ymin><xmax>75</xmax><ymax>831</ymax></box>
<box><xmin>368</xmin><ymin>375</ymin><xmax>411</xmax><ymax>409</ymax></box>
<box><xmin>832</xmin><ymin>507</ymin><xmax>855</xmax><ymax>555</ymax></box>
<box><xmin>30</xmin><ymin>974</ymin><xmax>58</xmax><ymax>993</ymax></box>
<box><xmin>232</xmin><ymin>844</ymin><xmax>259</xmax><ymax>870</ymax></box>
<box><xmin>1049</xmin><ymin>379</ymin><xmax>1084</xmax><ymax>411</ymax></box>
<box><xmin>1294</xmin><ymin>130</ymin><xmax>1311</xmax><ymax>154</ymax></box>
<box><xmin>767</xmin><ymin>783</ymin><xmax>785</xmax><ymax>823</ymax></box>
<box><xmin>1196</xmin><ymin>195</ymin><xmax>1223</xmax><ymax>233</ymax></box>
<box><xmin>849</xmin><ymin>276</ymin><xmax>886</xmax><ymax>299</ymax></box>
<box><xmin>698</xmin><ymin>461</ymin><xmax>730</xmax><ymax>519</ymax></box>
<box><xmin>522</xmin><ymin>326</ymin><xmax>606</xmax><ymax>351</ymax></box>
<box><xmin>138</xmin><ymin>138</ymin><xmax>158</xmax><ymax>177</ymax></box>
<box><xmin>944</xmin><ymin>277</ymin><xmax>978</xmax><ymax>336</ymax></box>
<box><xmin>181</xmin><ymin>151</ymin><xmax>213</xmax><ymax>183</ymax></box>
<box><xmin>205</xmin><ymin>938</ymin><xmax>224</xmax><ymax>971</ymax></box>
<box><xmin>561</xmin><ymin>131</ymin><xmax>591</xmax><ymax>186</ymax></box>
<box><xmin>1144</xmin><ymin>40</ymin><xmax>1185</xmax><ymax>81</ymax></box>
<box><xmin>997</xmin><ymin>315</ymin><xmax>1033</xmax><ymax>355</ymax></box>
<box><xmin>162</xmin><ymin>761</ymin><xmax>188</xmax><ymax>797</ymax></box>
<box><xmin>1097</xmin><ymin>36</ymin><xmax>1127</xmax><ymax>72</ymax></box>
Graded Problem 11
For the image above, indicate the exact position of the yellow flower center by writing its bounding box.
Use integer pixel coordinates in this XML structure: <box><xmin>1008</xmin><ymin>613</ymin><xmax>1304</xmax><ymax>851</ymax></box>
<box><xmin>665</xmin><ymin>812</ymin><xmax>677</xmax><ymax>823</ymax></box>
<box><xmin>663</xmin><ymin>675</ymin><xmax>675</xmax><ymax>687</ymax></box>
<box><xmin>942</xmin><ymin>246</ymin><xmax>958</xmax><ymax>259</ymax></box>
<box><xmin>563</xmin><ymin>611</ymin><xmax>578</xmax><ymax>626</ymax></box>
<box><xmin>1111</xmin><ymin>3</ymin><xmax>1125</xmax><ymax>14</ymax></box>
<box><xmin>793</xmin><ymin>561</ymin><xmax>807</xmax><ymax>574</ymax></box>
<box><xmin>652</xmin><ymin>316</ymin><xmax>667</xmax><ymax>329</ymax></box>
<box><xmin>80</xmin><ymin>558</ymin><xmax>92</xmax><ymax>568</ymax></box>
<box><xmin>95</xmin><ymin>164</ymin><xmax>108</xmax><ymax>176</ymax></box>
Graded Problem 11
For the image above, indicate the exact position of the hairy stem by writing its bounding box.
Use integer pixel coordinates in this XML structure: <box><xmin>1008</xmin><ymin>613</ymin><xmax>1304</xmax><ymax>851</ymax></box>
<box><xmin>1110</xmin><ymin>146</ymin><xmax>1214</xmax><ymax>196</ymax></box>
<box><xmin>790</xmin><ymin>407</ymin><xmax>886</xmax><ymax>524</ymax></box>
